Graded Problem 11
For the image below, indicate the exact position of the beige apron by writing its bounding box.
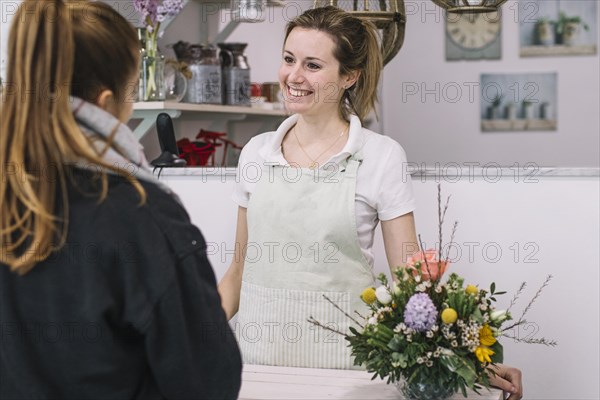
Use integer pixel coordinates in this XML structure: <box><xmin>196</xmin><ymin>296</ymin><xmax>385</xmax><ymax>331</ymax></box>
<box><xmin>236</xmin><ymin>156</ymin><xmax>375</xmax><ymax>369</ymax></box>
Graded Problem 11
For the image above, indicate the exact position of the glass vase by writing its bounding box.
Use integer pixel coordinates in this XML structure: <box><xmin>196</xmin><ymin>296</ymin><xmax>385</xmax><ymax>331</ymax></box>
<box><xmin>139</xmin><ymin>30</ymin><xmax>165</xmax><ymax>101</ymax></box>
<box><xmin>396</xmin><ymin>376</ymin><xmax>457</xmax><ymax>400</ymax></box>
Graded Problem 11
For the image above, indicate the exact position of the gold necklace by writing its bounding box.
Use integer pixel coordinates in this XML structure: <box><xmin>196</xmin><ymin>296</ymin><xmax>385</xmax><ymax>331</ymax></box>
<box><xmin>293</xmin><ymin>125</ymin><xmax>347</xmax><ymax>170</ymax></box>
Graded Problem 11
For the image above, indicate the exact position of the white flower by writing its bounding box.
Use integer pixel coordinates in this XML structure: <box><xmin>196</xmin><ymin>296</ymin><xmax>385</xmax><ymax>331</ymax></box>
<box><xmin>367</xmin><ymin>316</ymin><xmax>378</xmax><ymax>326</ymax></box>
<box><xmin>438</xmin><ymin>347</ymin><xmax>454</xmax><ymax>357</ymax></box>
<box><xmin>375</xmin><ymin>286</ymin><xmax>392</xmax><ymax>305</ymax></box>
<box><xmin>479</xmin><ymin>304</ymin><xmax>488</xmax><ymax>311</ymax></box>
<box><xmin>490</xmin><ymin>309</ymin><xmax>509</xmax><ymax>323</ymax></box>
<box><xmin>393</xmin><ymin>283</ymin><xmax>402</xmax><ymax>296</ymax></box>
<box><xmin>394</xmin><ymin>323</ymin><xmax>407</xmax><ymax>333</ymax></box>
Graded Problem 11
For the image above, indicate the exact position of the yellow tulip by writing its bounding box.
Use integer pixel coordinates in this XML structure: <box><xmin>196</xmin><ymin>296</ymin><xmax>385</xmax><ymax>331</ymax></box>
<box><xmin>465</xmin><ymin>284</ymin><xmax>478</xmax><ymax>295</ymax></box>
<box><xmin>475</xmin><ymin>345</ymin><xmax>495</xmax><ymax>363</ymax></box>
<box><xmin>361</xmin><ymin>287</ymin><xmax>377</xmax><ymax>304</ymax></box>
<box><xmin>479</xmin><ymin>324</ymin><xmax>497</xmax><ymax>346</ymax></box>
<box><xmin>441</xmin><ymin>308</ymin><xmax>458</xmax><ymax>324</ymax></box>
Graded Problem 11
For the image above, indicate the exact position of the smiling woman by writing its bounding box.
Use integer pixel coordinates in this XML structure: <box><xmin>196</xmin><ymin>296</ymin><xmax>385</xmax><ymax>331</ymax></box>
<box><xmin>218</xmin><ymin>5</ymin><xmax>420</xmax><ymax>369</ymax></box>
<box><xmin>217</xmin><ymin>6</ymin><xmax>524</xmax><ymax>398</ymax></box>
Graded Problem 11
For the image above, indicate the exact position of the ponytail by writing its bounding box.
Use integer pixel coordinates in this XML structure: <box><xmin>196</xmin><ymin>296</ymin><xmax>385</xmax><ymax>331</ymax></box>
<box><xmin>343</xmin><ymin>18</ymin><xmax>382</xmax><ymax>123</ymax></box>
<box><xmin>0</xmin><ymin>0</ymin><xmax>143</xmax><ymax>274</ymax></box>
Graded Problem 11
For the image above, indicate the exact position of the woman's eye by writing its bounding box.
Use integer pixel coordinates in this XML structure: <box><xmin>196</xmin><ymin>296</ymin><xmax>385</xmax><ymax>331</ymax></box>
<box><xmin>283</xmin><ymin>56</ymin><xmax>294</xmax><ymax>64</ymax></box>
<box><xmin>307</xmin><ymin>63</ymin><xmax>321</xmax><ymax>70</ymax></box>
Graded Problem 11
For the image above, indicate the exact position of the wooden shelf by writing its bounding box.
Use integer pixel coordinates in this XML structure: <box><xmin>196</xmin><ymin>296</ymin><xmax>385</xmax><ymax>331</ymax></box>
<box><xmin>481</xmin><ymin>119</ymin><xmax>557</xmax><ymax>132</ymax></box>
<box><xmin>131</xmin><ymin>102</ymin><xmax>287</xmax><ymax>139</ymax></box>
<box><xmin>133</xmin><ymin>101</ymin><xmax>287</xmax><ymax>117</ymax></box>
<box><xmin>520</xmin><ymin>45</ymin><xmax>597</xmax><ymax>57</ymax></box>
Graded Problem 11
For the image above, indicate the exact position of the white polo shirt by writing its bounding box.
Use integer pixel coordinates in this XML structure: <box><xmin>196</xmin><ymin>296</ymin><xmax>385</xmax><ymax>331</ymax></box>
<box><xmin>232</xmin><ymin>114</ymin><xmax>416</xmax><ymax>268</ymax></box>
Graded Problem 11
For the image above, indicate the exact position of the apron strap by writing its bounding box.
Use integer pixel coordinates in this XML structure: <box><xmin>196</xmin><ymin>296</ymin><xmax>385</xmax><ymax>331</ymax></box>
<box><xmin>340</xmin><ymin>153</ymin><xmax>363</xmax><ymax>178</ymax></box>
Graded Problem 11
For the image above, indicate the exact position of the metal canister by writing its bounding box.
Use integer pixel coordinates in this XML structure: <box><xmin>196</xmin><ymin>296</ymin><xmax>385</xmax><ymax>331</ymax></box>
<box><xmin>174</xmin><ymin>42</ymin><xmax>221</xmax><ymax>104</ymax></box>
<box><xmin>218</xmin><ymin>43</ymin><xmax>251</xmax><ymax>106</ymax></box>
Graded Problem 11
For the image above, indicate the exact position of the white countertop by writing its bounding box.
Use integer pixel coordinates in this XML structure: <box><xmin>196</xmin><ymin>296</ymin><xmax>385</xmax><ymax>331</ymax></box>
<box><xmin>239</xmin><ymin>364</ymin><xmax>504</xmax><ymax>400</ymax></box>
<box><xmin>155</xmin><ymin>166</ymin><xmax>600</xmax><ymax>178</ymax></box>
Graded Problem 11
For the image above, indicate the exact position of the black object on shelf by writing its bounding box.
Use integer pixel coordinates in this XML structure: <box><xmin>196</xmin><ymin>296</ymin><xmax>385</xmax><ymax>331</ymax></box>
<box><xmin>151</xmin><ymin>112</ymin><xmax>186</xmax><ymax>168</ymax></box>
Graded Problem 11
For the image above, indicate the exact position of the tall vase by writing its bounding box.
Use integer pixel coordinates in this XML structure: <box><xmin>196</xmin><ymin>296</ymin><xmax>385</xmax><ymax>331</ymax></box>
<box><xmin>140</xmin><ymin>30</ymin><xmax>165</xmax><ymax>101</ymax></box>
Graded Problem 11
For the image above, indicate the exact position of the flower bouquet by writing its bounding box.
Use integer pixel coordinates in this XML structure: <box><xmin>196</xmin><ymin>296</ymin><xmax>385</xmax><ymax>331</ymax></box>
<box><xmin>309</xmin><ymin>185</ymin><xmax>556</xmax><ymax>400</ymax></box>
<box><xmin>134</xmin><ymin>0</ymin><xmax>184</xmax><ymax>100</ymax></box>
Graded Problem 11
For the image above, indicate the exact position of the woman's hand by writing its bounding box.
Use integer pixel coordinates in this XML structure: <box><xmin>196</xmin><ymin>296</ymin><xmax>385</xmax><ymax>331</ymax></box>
<box><xmin>487</xmin><ymin>363</ymin><xmax>523</xmax><ymax>400</ymax></box>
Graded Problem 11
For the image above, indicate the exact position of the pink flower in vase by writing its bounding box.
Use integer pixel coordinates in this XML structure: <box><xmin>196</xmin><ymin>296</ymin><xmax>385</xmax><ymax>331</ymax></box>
<box><xmin>406</xmin><ymin>250</ymin><xmax>449</xmax><ymax>281</ymax></box>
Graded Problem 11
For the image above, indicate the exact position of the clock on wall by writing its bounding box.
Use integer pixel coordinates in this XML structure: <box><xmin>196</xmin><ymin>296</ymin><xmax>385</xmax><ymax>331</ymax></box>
<box><xmin>445</xmin><ymin>12</ymin><xmax>502</xmax><ymax>61</ymax></box>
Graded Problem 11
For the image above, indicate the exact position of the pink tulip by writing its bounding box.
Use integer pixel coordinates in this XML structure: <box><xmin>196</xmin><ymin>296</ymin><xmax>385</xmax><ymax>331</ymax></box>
<box><xmin>406</xmin><ymin>250</ymin><xmax>449</xmax><ymax>281</ymax></box>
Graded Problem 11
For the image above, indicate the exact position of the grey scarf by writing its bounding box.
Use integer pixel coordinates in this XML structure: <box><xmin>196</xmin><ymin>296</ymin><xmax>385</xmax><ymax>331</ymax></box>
<box><xmin>69</xmin><ymin>96</ymin><xmax>176</xmax><ymax>198</ymax></box>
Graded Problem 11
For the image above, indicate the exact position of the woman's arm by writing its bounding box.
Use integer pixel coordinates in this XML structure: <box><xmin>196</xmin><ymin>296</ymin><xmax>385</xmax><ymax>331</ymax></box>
<box><xmin>218</xmin><ymin>206</ymin><xmax>248</xmax><ymax>320</ymax></box>
<box><xmin>381</xmin><ymin>212</ymin><xmax>419</xmax><ymax>277</ymax></box>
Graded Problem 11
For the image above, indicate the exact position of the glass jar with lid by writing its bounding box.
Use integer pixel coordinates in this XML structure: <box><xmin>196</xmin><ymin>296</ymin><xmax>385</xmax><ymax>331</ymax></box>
<box><xmin>175</xmin><ymin>42</ymin><xmax>222</xmax><ymax>104</ymax></box>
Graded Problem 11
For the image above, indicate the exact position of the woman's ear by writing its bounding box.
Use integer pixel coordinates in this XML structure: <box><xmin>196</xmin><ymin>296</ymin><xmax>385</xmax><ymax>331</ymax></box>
<box><xmin>95</xmin><ymin>89</ymin><xmax>121</xmax><ymax>119</ymax></box>
<box><xmin>95</xmin><ymin>89</ymin><xmax>116</xmax><ymax>112</ymax></box>
<box><xmin>344</xmin><ymin>70</ymin><xmax>360</xmax><ymax>90</ymax></box>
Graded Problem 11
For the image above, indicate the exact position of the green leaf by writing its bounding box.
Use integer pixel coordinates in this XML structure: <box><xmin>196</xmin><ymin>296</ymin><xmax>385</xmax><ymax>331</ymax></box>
<box><xmin>490</xmin><ymin>282</ymin><xmax>496</xmax><ymax>294</ymax></box>
<box><xmin>387</xmin><ymin>335</ymin><xmax>403</xmax><ymax>352</ymax></box>
<box><xmin>441</xmin><ymin>354</ymin><xmax>478</xmax><ymax>387</ymax></box>
<box><xmin>490</xmin><ymin>341</ymin><xmax>504</xmax><ymax>363</ymax></box>
<box><xmin>472</xmin><ymin>308</ymin><xmax>484</xmax><ymax>324</ymax></box>
<box><xmin>391</xmin><ymin>352</ymin><xmax>408</xmax><ymax>368</ymax></box>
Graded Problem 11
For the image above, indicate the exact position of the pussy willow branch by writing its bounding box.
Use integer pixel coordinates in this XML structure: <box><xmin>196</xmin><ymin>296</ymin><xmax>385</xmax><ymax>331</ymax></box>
<box><xmin>507</xmin><ymin>281</ymin><xmax>527</xmax><ymax>313</ymax></box>
<box><xmin>322</xmin><ymin>294</ymin><xmax>364</xmax><ymax>328</ymax></box>
<box><xmin>437</xmin><ymin>184</ymin><xmax>452</xmax><ymax>263</ymax></box>
<box><xmin>503</xmin><ymin>275</ymin><xmax>553</xmax><ymax>331</ymax></box>
<box><xmin>418</xmin><ymin>234</ymin><xmax>433</xmax><ymax>279</ymax></box>
<box><xmin>517</xmin><ymin>274</ymin><xmax>553</xmax><ymax>323</ymax></box>
<box><xmin>501</xmin><ymin>333</ymin><xmax>558</xmax><ymax>347</ymax></box>
<box><xmin>307</xmin><ymin>317</ymin><xmax>345</xmax><ymax>336</ymax></box>
<box><xmin>438</xmin><ymin>184</ymin><xmax>442</xmax><ymax>262</ymax></box>
<box><xmin>354</xmin><ymin>310</ymin><xmax>366</xmax><ymax>320</ymax></box>
<box><xmin>444</xmin><ymin>221</ymin><xmax>459</xmax><ymax>264</ymax></box>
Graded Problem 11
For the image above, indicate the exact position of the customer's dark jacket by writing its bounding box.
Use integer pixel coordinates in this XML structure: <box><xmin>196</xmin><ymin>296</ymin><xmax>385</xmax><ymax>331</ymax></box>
<box><xmin>0</xmin><ymin>168</ymin><xmax>242</xmax><ymax>399</ymax></box>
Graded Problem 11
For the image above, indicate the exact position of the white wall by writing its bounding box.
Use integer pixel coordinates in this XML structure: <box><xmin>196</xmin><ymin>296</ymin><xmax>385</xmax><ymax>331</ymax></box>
<box><xmin>381</xmin><ymin>0</ymin><xmax>600</xmax><ymax>167</ymax></box>
<box><xmin>161</xmin><ymin>172</ymin><xmax>600</xmax><ymax>399</ymax></box>
<box><xmin>0</xmin><ymin>0</ymin><xmax>20</xmax><ymax>80</ymax></box>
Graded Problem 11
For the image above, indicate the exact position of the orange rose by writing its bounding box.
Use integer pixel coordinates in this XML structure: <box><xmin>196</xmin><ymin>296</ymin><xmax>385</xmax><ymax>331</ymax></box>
<box><xmin>407</xmin><ymin>250</ymin><xmax>449</xmax><ymax>281</ymax></box>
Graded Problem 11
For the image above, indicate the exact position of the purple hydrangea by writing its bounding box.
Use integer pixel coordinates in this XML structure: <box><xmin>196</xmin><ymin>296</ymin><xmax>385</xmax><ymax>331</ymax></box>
<box><xmin>403</xmin><ymin>293</ymin><xmax>438</xmax><ymax>332</ymax></box>
<box><xmin>134</xmin><ymin>0</ymin><xmax>184</xmax><ymax>28</ymax></box>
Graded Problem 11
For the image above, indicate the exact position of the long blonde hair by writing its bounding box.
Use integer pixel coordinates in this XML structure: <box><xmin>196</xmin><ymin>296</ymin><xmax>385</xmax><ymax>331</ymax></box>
<box><xmin>284</xmin><ymin>6</ymin><xmax>382</xmax><ymax>122</ymax></box>
<box><xmin>0</xmin><ymin>0</ymin><xmax>143</xmax><ymax>274</ymax></box>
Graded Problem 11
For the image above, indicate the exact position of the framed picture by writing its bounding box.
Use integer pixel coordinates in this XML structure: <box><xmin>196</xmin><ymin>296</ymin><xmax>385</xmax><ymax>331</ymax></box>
<box><xmin>480</xmin><ymin>73</ymin><xmax>558</xmax><ymax>132</ymax></box>
<box><xmin>520</xmin><ymin>0</ymin><xmax>598</xmax><ymax>57</ymax></box>
<box><xmin>446</xmin><ymin>11</ymin><xmax>502</xmax><ymax>61</ymax></box>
